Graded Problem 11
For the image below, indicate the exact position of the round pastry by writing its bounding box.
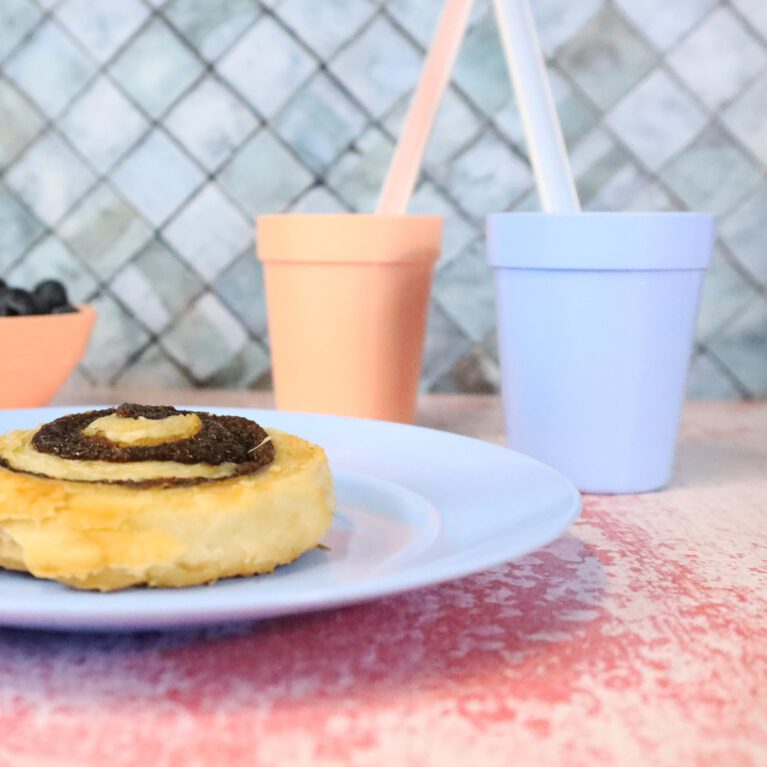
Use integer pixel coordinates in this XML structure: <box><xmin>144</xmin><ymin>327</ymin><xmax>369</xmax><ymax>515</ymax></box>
<box><xmin>0</xmin><ymin>404</ymin><xmax>334</xmax><ymax>591</ymax></box>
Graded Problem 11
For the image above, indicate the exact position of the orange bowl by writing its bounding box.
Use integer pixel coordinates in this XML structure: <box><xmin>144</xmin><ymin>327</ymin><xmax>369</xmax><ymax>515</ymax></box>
<box><xmin>0</xmin><ymin>305</ymin><xmax>96</xmax><ymax>408</ymax></box>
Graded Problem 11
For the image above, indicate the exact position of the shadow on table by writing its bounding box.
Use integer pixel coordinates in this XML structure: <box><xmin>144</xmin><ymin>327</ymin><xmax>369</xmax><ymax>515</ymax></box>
<box><xmin>0</xmin><ymin>533</ymin><xmax>607</xmax><ymax>712</ymax></box>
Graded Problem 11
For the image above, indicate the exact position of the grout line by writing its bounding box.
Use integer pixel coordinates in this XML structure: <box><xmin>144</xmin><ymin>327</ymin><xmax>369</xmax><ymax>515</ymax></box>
<box><xmin>697</xmin><ymin>345</ymin><xmax>754</xmax><ymax>399</ymax></box>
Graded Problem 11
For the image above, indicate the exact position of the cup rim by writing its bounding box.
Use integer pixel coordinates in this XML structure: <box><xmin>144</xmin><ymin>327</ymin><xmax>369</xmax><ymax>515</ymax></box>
<box><xmin>257</xmin><ymin>214</ymin><xmax>443</xmax><ymax>264</ymax></box>
<box><xmin>487</xmin><ymin>211</ymin><xmax>714</xmax><ymax>221</ymax></box>
<box><xmin>486</xmin><ymin>211</ymin><xmax>715</xmax><ymax>271</ymax></box>
<box><xmin>258</xmin><ymin>213</ymin><xmax>443</xmax><ymax>223</ymax></box>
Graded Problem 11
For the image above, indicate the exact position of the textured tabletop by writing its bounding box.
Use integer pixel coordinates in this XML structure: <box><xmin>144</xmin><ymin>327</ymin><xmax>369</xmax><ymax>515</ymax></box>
<box><xmin>1</xmin><ymin>395</ymin><xmax>766</xmax><ymax>767</ymax></box>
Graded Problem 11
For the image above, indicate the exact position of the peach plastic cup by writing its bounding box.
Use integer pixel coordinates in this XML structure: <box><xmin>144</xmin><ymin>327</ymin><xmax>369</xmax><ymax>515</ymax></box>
<box><xmin>257</xmin><ymin>214</ymin><xmax>442</xmax><ymax>423</ymax></box>
<box><xmin>0</xmin><ymin>305</ymin><xmax>95</xmax><ymax>408</ymax></box>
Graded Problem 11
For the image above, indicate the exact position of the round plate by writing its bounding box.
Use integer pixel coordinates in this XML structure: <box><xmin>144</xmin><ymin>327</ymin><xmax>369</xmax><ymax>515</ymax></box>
<box><xmin>0</xmin><ymin>407</ymin><xmax>581</xmax><ymax>630</ymax></box>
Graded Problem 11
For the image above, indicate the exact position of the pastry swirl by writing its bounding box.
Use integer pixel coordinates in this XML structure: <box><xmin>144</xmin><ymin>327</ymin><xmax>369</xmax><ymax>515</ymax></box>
<box><xmin>1</xmin><ymin>404</ymin><xmax>276</xmax><ymax>487</ymax></box>
<box><xmin>0</xmin><ymin>405</ymin><xmax>334</xmax><ymax>591</ymax></box>
<box><xmin>33</xmin><ymin>403</ymin><xmax>275</xmax><ymax>467</ymax></box>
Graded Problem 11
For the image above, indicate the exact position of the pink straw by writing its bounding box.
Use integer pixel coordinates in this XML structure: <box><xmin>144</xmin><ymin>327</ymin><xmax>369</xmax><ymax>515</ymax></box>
<box><xmin>377</xmin><ymin>0</ymin><xmax>475</xmax><ymax>215</ymax></box>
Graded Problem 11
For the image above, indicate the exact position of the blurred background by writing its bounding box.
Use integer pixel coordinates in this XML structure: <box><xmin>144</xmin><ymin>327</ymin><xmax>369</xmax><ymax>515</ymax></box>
<box><xmin>0</xmin><ymin>0</ymin><xmax>764</xmax><ymax>397</ymax></box>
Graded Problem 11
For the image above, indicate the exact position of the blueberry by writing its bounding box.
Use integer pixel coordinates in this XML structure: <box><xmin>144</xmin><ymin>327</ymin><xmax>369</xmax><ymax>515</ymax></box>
<box><xmin>33</xmin><ymin>279</ymin><xmax>69</xmax><ymax>313</ymax></box>
<box><xmin>0</xmin><ymin>287</ymin><xmax>37</xmax><ymax>316</ymax></box>
<box><xmin>50</xmin><ymin>304</ymin><xmax>77</xmax><ymax>314</ymax></box>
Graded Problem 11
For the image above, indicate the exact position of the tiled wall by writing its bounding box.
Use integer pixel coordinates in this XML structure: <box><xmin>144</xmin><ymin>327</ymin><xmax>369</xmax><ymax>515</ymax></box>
<box><xmin>0</xmin><ymin>0</ymin><xmax>765</xmax><ymax>397</ymax></box>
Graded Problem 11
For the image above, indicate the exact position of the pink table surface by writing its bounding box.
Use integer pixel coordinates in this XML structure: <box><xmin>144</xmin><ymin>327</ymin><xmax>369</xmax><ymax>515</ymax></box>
<box><xmin>1</xmin><ymin>395</ymin><xmax>766</xmax><ymax>767</ymax></box>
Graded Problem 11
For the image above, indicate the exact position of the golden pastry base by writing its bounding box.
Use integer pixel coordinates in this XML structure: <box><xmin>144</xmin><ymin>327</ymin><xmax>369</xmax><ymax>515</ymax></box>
<box><xmin>0</xmin><ymin>429</ymin><xmax>334</xmax><ymax>591</ymax></box>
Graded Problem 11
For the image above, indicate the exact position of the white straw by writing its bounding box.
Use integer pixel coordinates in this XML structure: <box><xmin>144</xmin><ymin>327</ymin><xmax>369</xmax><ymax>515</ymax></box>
<box><xmin>492</xmin><ymin>0</ymin><xmax>581</xmax><ymax>212</ymax></box>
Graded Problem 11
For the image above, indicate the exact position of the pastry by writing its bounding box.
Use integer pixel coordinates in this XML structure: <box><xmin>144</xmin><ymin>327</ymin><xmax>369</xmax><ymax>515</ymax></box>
<box><xmin>0</xmin><ymin>404</ymin><xmax>334</xmax><ymax>591</ymax></box>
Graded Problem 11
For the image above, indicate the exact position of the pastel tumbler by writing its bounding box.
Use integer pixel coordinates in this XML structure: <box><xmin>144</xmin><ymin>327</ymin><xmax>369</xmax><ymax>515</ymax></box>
<box><xmin>258</xmin><ymin>214</ymin><xmax>442</xmax><ymax>423</ymax></box>
<box><xmin>487</xmin><ymin>212</ymin><xmax>715</xmax><ymax>494</ymax></box>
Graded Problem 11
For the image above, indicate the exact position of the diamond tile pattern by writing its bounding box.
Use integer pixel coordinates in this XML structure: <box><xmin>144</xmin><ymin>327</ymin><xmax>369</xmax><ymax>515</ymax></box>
<box><xmin>274</xmin><ymin>72</ymin><xmax>367</xmax><ymax>173</ymax></box>
<box><xmin>452</xmin><ymin>9</ymin><xmax>511</xmax><ymax>115</ymax></box>
<box><xmin>58</xmin><ymin>183</ymin><xmax>153</xmax><ymax>280</ymax></box>
<box><xmin>7</xmin><ymin>235</ymin><xmax>98</xmax><ymax>302</ymax></box>
<box><xmin>204</xmin><ymin>339</ymin><xmax>270</xmax><ymax>388</ymax></box>
<box><xmin>330</xmin><ymin>16</ymin><xmax>422</xmax><ymax>118</ymax></box>
<box><xmin>326</xmin><ymin>127</ymin><xmax>393</xmax><ymax>212</ymax></box>
<box><xmin>218</xmin><ymin>129</ymin><xmax>313</xmax><ymax>215</ymax></box>
<box><xmin>720</xmin><ymin>187</ymin><xmax>767</xmax><ymax>285</ymax></box>
<box><xmin>81</xmin><ymin>292</ymin><xmax>150</xmax><ymax>382</ymax></box>
<box><xmin>558</xmin><ymin>5</ymin><xmax>654</xmax><ymax>111</ymax></box>
<box><xmin>529</xmin><ymin>0</ymin><xmax>602</xmax><ymax>55</ymax></box>
<box><xmin>0</xmin><ymin>183</ymin><xmax>44</xmax><ymax>272</ymax></box>
<box><xmin>433</xmin><ymin>240</ymin><xmax>495</xmax><ymax>342</ymax></box>
<box><xmin>606</xmin><ymin>70</ymin><xmax>707</xmax><ymax>171</ymax></box>
<box><xmin>613</xmin><ymin>0</ymin><xmax>716</xmax><ymax>49</ymax></box>
<box><xmin>280</xmin><ymin>0</ymin><xmax>373</xmax><ymax>58</ymax></box>
<box><xmin>55</xmin><ymin>0</ymin><xmax>150</xmax><ymax>63</ymax></box>
<box><xmin>59</xmin><ymin>77</ymin><xmax>149</xmax><ymax>173</ymax></box>
<box><xmin>4</xmin><ymin>20</ymin><xmax>95</xmax><ymax>118</ymax></box>
<box><xmin>0</xmin><ymin>80</ymin><xmax>44</xmax><ymax>166</ymax></box>
<box><xmin>6</xmin><ymin>130</ymin><xmax>96</xmax><ymax>226</ymax></box>
<box><xmin>165</xmin><ymin>76</ymin><xmax>258</xmax><ymax>172</ymax></box>
<box><xmin>164</xmin><ymin>183</ymin><xmax>252</xmax><ymax>280</ymax></box>
<box><xmin>112</xmin><ymin>128</ymin><xmax>204</xmax><ymax>226</ymax></box>
<box><xmin>0</xmin><ymin>0</ymin><xmax>43</xmax><ymax>62</ymax></box>
<box><xmin>660</xmin><ymin>124</ymin><xmax>761</xmax><ymax>213</ymax></box>
<box><xmin>732</xmin><ymin>0</ymin><xmax>767</xmax><ymax>41</ymax></box>
<box><xmin>214</xmin><ymin>249</ymin><xmax>268</xmax><ymax>337</ymax></box>
<box><xmin>164</xmin><ymin>0</ymin><xmax>261</xmax><ymax>61</ymax></box>
<box><xmin>111</xmin><ymin>241</ymin><xmax>203</xmax><ymax>333</ymax></box>
<box><xmin>117</xmin><ymin>343</ymin><xmax>192</xmax><ymax>389</ymax></box>
<box><xmin>0</xmin><ymin>0</ymin><xmax>764</xmax><ymax>397</ymax></box>
<box><xmin>722</xmin><ymin>70</ymin><xmax>767</xmax><ymax>165</ymax></box>
<box><xmin>668</xmin><ymin>7</ymin><xmax>766</xmax><ymax>110</ymax></box>
<box><xmin>217</xmin><ymin>15</ymin><xmax>316</xmax><ymax>118</ymax></box>
<box><xmin>109</xmin><ymin>17</ymin><xmax>203</xmax><ymax>119</ymax></box>
<box><xmin>162</xmin><ymin>292</ymin><xmax>248</xmax><ymax>381</ymax></box>
<box><xmin>696</xmin><ymin>248</ymin><xmax>759</xmax><ymax>340</ymax></box>
<box><xmin>446</xmin><ymin>129</ymin><xmax>532</xmax><ymax>215</ymax></box>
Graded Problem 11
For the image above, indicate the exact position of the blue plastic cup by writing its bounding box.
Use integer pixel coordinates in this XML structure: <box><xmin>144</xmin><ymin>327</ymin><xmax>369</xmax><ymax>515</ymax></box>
<box><xmin>486</xmin><ymin>212</ymin><xmax>715</xmax><ymax>494</ymax></box>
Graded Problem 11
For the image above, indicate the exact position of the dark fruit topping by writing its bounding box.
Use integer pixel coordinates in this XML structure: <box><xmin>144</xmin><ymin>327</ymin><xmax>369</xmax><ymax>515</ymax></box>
<box><xmin>0</xmin><ymin>287</ymin><xmax>38</xmax><ymax>316</ymax></box>
<box><xmin>0</xmin><ymin>277</ymin><xmax>77</xmax><ymax>317</ymax></box>
<box><xmin>33</xmin><ymin>279</ymin><xmax>69</xmax><ymax>313</ymax></box>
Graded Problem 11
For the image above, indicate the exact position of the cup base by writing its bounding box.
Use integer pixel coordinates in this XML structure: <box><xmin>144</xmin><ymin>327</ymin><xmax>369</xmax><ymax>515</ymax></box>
<box><xmin>570</xmin><ymin>480</ymin><xmax>668</xmax><ymax>495</ymax></box>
